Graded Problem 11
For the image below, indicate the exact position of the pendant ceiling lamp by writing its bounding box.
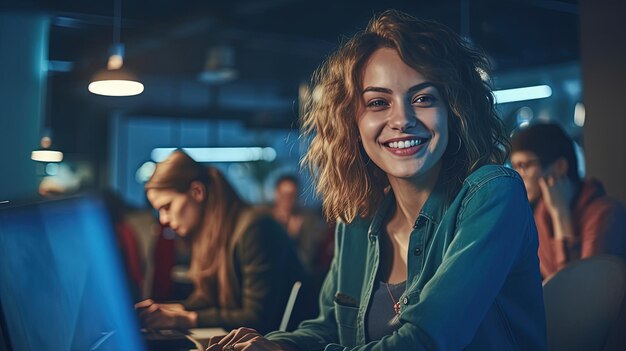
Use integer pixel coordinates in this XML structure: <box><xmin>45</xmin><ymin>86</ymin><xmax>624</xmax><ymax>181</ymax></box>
<box><xmin>32</xmin><ymin>75</ymin><xmax>63</xmax><ymax>163</ymax></box>
<box><xmin>31</xmin><ymin>135</ymin><xmax>64</xmax><ymax>162</ymax></box>
<box><xmin>88</xmin><ymin>0</ymin><xmax>143</xmax><ymax>96</ymax></box>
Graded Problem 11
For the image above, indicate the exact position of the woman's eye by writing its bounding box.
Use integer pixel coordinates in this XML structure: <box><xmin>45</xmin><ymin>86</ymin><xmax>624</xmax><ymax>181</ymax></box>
<box><xmin>413</xmin><ymin>95</ymin><xmax>437</xmax><ymax>106</ymax></box>
<box><xmin>366</xmin><ymin>99</ymin><xmax>389</xmax><ymax>109</ymax></box>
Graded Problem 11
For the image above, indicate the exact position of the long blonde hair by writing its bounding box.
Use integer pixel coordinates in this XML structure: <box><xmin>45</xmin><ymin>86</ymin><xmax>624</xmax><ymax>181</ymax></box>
<box><xmin>301</xmin><ymin>9</ymin><xmax>509</xmax><ymax>223</ymax></box>
<box><xmin>145</xmin><ymin>150</ymin><xmax>246</xmax><ymax>308</ymax></box>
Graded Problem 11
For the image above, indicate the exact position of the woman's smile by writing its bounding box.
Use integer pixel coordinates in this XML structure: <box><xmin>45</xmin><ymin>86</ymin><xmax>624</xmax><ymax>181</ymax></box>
<box><xmin>382</xmin><ymin>136</ymin><xmax>431</xmax><ymax>156</ymax></box>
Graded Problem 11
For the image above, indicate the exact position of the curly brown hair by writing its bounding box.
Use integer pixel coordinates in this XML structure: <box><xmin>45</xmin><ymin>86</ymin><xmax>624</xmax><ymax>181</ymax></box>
<box><xmin>301</xmin><ymin>9</ymin><xmax>509</xmax><ymax>223</ymax></box>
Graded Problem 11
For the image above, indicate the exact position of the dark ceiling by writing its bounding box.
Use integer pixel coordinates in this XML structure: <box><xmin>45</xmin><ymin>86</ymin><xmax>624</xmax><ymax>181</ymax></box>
<box><xmin>17</xmin><ymin>0</ymin><xmax>580</xmax><ymax>71</ymax></box>
<box><xmin>0</xmin><ymin>0</ymin><xmax>580</xmax><ymax>154</ymax></box>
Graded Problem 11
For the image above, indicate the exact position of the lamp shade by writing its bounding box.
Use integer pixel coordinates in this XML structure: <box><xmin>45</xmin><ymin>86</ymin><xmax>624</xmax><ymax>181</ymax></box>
<box><xmin>88</xmin><ymin>65</ymin><xmax>144</xmax><ymax>96</ymax></box>
<box><xmin>31</xmin><ymin>150</ymin><xmax>63</xmax><ymax>163</ymax></box>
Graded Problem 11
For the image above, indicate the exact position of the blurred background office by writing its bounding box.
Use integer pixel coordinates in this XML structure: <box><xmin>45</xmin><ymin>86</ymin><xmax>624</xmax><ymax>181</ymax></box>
<box><xmin>1</xmin><ymin>0</ymin><xmax>625</xmax><ymax>334</ymax></box>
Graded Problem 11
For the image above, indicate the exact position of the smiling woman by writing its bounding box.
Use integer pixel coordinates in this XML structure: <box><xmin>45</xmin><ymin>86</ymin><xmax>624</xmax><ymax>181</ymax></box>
<box><xmin>209</xmin><ymin>9</ymin><xmax>546</xmax><ymax>351</ymax></box>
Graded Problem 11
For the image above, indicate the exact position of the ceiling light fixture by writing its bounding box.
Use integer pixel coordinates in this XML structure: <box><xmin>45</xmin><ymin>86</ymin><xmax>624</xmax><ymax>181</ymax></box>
<box><xmin>32</xmin><ymin>149</ymin><xmax>64</xmax><ymax>163</ymax></box>
<box><xmin>493</xmin><ymin>85</ymin><xmax>552</xmax><ymax>104</ymax></box>
<box><xmin>151</xmin><ymin>147</ymin><xmax>277</xmax><ymax>163</ymax></box>
<box><xmin>32</xmin><ymin>74</ymin><xmax>63</xmax><ymax>163</ymax></box>
<box><xmin>31</xmin><ymin>133</ymin><xmax>64</xmax><ymax>162</ymax></box>
<box><xmin>88</xmin><ymin>0</ymin><xmax>143</xmax><ymax>96</ymax></box>
<box><xmin>574</xmin><ymin>102</ymin><xmax>585</xmax><ymax>127</ymax></box>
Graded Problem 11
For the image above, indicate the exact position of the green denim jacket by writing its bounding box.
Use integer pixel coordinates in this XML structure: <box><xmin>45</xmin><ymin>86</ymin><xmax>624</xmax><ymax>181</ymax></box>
<box><xmin>267</xmin><ymin>165</ymin><xmax>546</xmax><ymax>350</ymax></box>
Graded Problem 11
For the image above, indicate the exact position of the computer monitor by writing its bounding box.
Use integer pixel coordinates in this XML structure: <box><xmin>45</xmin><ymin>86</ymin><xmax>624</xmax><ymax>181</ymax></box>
<box><xmin>0</xmin><ymin>196</ymin><xmax>145</xmax><ymax>350</ymax></box>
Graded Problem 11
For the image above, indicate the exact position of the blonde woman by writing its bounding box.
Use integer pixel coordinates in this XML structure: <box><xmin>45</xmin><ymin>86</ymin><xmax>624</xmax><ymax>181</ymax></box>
<box><xmin>209</xmin><ymin>9</ymin><xmax>545</xmax><ymax>351</ymax></box>
<box><xmin>135</xmin><ymin>150</ymin><xmax>306</xmax><ymax>334</ymax></box>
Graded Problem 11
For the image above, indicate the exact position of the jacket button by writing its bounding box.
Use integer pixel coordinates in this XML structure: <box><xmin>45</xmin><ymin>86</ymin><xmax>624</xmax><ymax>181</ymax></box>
<box><xmin>413</xmin><ymin>247</ymin><xmax>422</xmax><ymax>256</ymax></box>
<box><xmin>403</xmin><ymin>296</ymin><xmax>409</xmax><ymax>305</ymax></box>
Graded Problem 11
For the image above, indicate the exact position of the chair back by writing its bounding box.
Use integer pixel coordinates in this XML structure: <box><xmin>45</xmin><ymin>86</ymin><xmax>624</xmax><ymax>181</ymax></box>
<box><xmin>279</xmin><ymin>281</ymin><xmax>302</xmax><ymax>332</ymax></box>
<box><xmin>543</xmin><ymin>255</ymin><xmax>626</xmax><ymax>351</ymax></box>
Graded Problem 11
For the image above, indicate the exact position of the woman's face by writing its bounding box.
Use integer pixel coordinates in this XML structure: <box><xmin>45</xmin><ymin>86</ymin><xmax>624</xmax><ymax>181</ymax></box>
<box><xmin>147</xmin><ymin>185</ymin><xmax>204</xmax><ymax>238</ymax></box>
<box><xmin>357</xmin><ymin>47</ymin><xmax>449</xmax><ymax>183</ymax></box>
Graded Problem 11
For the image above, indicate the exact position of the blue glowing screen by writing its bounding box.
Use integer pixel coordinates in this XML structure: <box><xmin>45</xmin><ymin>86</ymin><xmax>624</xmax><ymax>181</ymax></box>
<box><xmin>0</xmin><ymin>196</ymin><xmax>145</xmax><ymax>350</ymax></box>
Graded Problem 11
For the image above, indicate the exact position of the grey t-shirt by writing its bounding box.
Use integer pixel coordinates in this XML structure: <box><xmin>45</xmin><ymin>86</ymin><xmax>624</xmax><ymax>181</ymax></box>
<box><xmin>365</xmin><ymin>280</ymin><xmax>406</xmax><ymax>342</ymax></box>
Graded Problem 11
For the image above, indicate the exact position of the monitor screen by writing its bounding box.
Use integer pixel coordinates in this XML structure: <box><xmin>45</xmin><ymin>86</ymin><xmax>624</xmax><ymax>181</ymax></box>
<box><xmin>0</xmin><ymin>196</ymin><xmax>145</xmax><ymax>350</ymax></box>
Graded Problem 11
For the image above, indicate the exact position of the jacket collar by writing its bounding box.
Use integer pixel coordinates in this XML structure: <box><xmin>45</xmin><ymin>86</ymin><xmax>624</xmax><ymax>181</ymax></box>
<box><xmin>368</xmin><ymin>180</ymin><xmax>447</xmax><ymax>239</ymax></box>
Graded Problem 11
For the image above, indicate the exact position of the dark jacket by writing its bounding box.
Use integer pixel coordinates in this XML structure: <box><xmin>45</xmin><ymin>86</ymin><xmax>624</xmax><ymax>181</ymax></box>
<box><xmin>183</xmin><ymin>209</ymin><xmax>306</xmax><ymax>333</ymax></box>
<box><xmin>267</xmin><ymin>165</ymin><xmax>546</xmax><ymax>350</ymax></box>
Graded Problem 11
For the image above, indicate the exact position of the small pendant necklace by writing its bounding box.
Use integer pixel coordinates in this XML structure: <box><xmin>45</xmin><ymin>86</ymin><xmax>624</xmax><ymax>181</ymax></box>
<box><xmin>384</xmin><ymin>282</ymin><xmax>401</xmax><ymax>315</ymax></box>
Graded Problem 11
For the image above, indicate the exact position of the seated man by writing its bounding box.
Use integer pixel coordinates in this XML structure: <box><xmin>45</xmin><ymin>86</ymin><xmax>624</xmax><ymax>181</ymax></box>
<box><xmin>271</xmin><ymin>174</ymin><xmax>326</xmax><ymax>274</ymax></box>
<box><xmin>511</xmin><ymin>123</ymin><xmax>626</xmax><ymax>279</ymax></box>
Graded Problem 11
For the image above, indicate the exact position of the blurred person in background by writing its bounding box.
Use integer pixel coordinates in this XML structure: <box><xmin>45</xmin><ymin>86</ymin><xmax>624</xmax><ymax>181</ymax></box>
<box><xmin>511</xmin><ymin>123</ymin><xmax>626</xmax><ymax>279</ymax></box>
<box><xmin>270</xmin><ymin>174</ymin><xmax>329</xmax><ymax>323</ymax></box>
<box><xmin>271</xmin><ymin>174</ymin><xmax>327</xmax><ymax>275</ymax></box>
<box><xmin>135</xmin><ymin>150</ymin><xmax>306</xmax><ymax>333</ymax></box>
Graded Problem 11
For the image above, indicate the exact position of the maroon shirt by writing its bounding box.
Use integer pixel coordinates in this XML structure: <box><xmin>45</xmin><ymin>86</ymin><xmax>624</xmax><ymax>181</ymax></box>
<box><xmin>535</xmin><ymin>179</ymin><xmax>626</xmax><ymax>279</ymax></box>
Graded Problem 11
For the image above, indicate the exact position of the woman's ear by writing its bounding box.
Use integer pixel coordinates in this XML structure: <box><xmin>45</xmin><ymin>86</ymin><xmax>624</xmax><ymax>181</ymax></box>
<box><xmin>188</xmin><ymin>181</ymin><xmax>207</xmax><ymax>202</ymax></box>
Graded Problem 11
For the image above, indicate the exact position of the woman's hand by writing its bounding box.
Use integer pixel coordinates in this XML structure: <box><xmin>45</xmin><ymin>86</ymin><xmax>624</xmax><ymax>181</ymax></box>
<box><xmin>135</xmin><ymin>299</ymin><xmax>198</xmax><ymax>330</ymax></box>
<box><xmin>206</xmin><ymin>328</ymin><xmax>290</xmax><ymax>351</ymax></box>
